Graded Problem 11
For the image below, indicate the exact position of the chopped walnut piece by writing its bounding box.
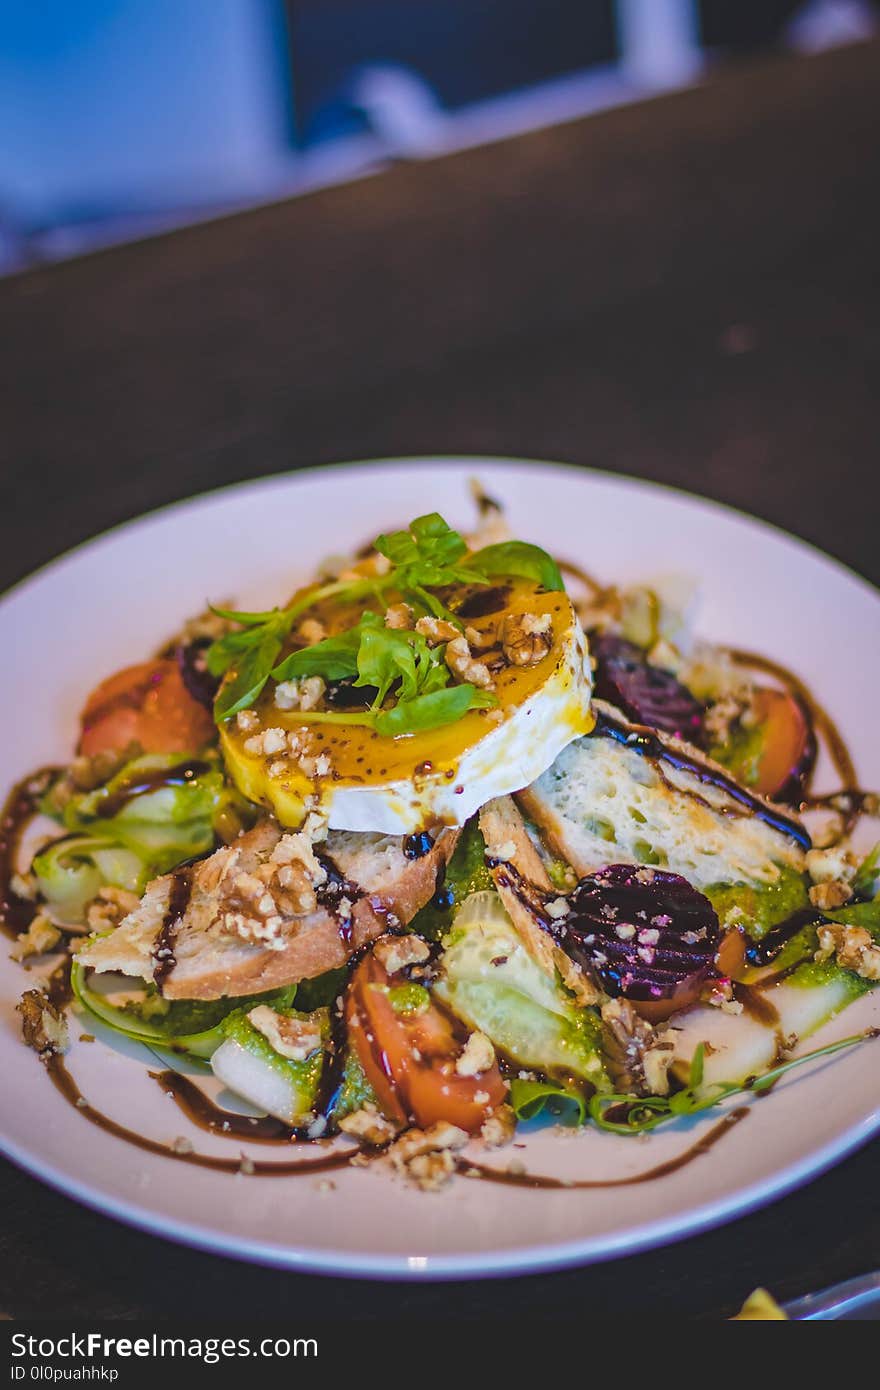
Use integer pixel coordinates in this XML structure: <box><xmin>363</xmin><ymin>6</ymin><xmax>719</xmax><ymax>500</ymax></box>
<box><xmin>815</xmin><ymin>923</ymin><xmax>880</xmax><ymax>982</ymax></box>
<box><xmin>809</xmin><ymin>881</ymin><xmax>852</xmax><ymax>911</ymax></box>
<box><xmin>384</xmin><ymin>603</ymin><xmax>414</xmax><ymax>630</ymax></box>
<box><xmin>444</xmin><ymin>635</ymin><xmax>495</xmax><ymax>690</ymax></box>
<box><xmin>338</xmin><ymin>1105</ymin><xmax>401</xmax><ymax>1146</ymax></box>
<box><xmin>415</xmin><ymin>616</ymin><xmax>459</xmax><ymax>644</ymax></box>
<box><xmin>372</xmin><ymin>933</ymin><xmax>430</xmax><ymax>976</ymax></box>
<box><xmin>297</xmin><ymin>617</ymin><xmax>327</xmax><ymax>646</ymax></box>
<box><xmin>247</xmin><ymin>1005</ymin><xmax>322</xmax><ymax>1060</ymax></box>
<box><xmin>480</xmin><ymin>1104</ymin><xmax>516</xmax><ymax>1149</ymax></box>
<box><xmin>17</xmin><ymin>989</ymin><xmax>69</xmax><ymax>1055</ymax></box>
<box><xmin>10</xmin><ymin>915</ymin><xmax>62</xmax><ymax>962</ymax></box>
<box><xmin>86</xmin><ymin>886</ymin><xmax>141</xmax><ymax>933</ymax></box>
<box><xmin>601</xmin><ymin>997</ymin><xmax>675</xmax><ymax>1097</ymax></box>
<box><xmin>500</xmin><ymin>611</ymin><xmax>553</xmax><ymax>667</ymax></box>
<box><xmin>805</xmin><ymin>846</ymin><xmax>857</xmax><ymax>887</ymax></box>
<box><xmin>387</xmin><ymin>1122</ymin><xmax>469</xmax><ymax>1190</ymax></box>
<box><xmin>455</xmin><ymin>1031</ymin><xmax>495</xmax><ymax>1077</ymax></box>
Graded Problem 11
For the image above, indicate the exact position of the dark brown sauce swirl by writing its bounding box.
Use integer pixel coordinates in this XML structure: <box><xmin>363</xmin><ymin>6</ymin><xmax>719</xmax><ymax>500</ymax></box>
<box><xmin>0</xmin><ymin>766</ymin><xmax>61</xmax><ymax>938</ymax></box>
<box><xmin>727</xmin><ymin>649</ymin><xmax>877</xmax><ymax>839</ymax></box>
<box><xmin>152</xmin><ymin>867</ymin><xmax>193</xmax><ymax>988</ymax></box>
<box><xmin>44</xmin><ymin>1055</ymin><xmax>357</xmax><ymax>1176</ymax></box>
<box><xmin>94</xmin><ymin>759</ymin><xmax>211</xmax><ymax>819</ymax></box>
<box><xmin>458</xmin><ymin>1107</ymin><xmax>749</xmax><ymax>1188</ymax></box>
<box><xmin>455</xmin><ymin>584</ymin><xmax>512</xmax><ymax>619</ymax></box>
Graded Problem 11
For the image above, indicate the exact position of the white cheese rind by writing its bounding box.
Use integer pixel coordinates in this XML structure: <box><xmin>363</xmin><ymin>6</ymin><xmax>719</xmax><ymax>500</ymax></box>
<box><xmin>322</xmin><ymin>621</ymin><xmax>593</xmax><ymax>834</ymax></box>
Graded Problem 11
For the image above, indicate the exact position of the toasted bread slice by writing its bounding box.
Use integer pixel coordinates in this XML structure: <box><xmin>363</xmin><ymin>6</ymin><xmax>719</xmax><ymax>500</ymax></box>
<box><xmin>76</xmin><ymin>820</ymin><xmax>458</xmax><ymax>999</ymax></box>
<box><xmin>518</xmin><ymin>700</ymin><xmax>808</xmax><ymax>891</ymax></box>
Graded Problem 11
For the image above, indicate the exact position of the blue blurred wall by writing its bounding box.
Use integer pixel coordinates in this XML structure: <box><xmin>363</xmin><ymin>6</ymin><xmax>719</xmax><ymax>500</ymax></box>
<box><xmin>0</xmin><ymin>0</ymin><xmax>290</xmax><ymax>227</ymax></box>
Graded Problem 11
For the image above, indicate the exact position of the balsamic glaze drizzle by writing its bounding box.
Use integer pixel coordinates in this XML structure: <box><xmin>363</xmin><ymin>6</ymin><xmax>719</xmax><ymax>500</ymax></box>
<box><xmin>593</xmin><ymin>708</ymin><xmax>812</xmax><ymax>850</ymax></box>
<box><xmin>152</xmin><ymin>867</ymin><xmax>193</xmax><ymax>988</ymax></box>
<box><xmin>0</xmin><ymin>766</ymin><xmax>61</xmax><ymax>938</ymax></box>
<box><xmin>94</xmin><ymin>759</ymin><xmax>211</xmax><ymax>820</ymax></box>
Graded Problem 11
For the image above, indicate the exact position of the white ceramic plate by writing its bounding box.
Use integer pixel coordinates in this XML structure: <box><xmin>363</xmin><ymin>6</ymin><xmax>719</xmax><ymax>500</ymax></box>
<box><xmin>2</xmin><ymin>458</ymin><xmax>878</xmax><ymax>1279</ymax></box>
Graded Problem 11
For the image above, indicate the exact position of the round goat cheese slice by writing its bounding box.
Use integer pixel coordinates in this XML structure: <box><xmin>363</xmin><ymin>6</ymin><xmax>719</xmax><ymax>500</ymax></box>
<box><xmin>220</xmin><ymin>579</ymin><xmax>593</xmax><ymax>834</ymax></box>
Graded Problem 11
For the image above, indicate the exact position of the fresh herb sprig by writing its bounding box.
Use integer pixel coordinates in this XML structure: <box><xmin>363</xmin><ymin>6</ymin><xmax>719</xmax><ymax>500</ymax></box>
<box><xmin>588</xmin><ymin>1029</ymin><xmax>878</xmax><ymax>1135</ymax></box>
<box><xmin>207</xmin><ymin>512</ymin><xmax>562</xmax><ymax>726</ymax></box>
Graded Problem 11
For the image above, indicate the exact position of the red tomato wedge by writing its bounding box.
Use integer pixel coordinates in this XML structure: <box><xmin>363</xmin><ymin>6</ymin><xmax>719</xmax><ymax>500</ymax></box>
<box><xmin>79</xmin><ymin>660</ymin><xmax>215</xmax><ymax>758</ymax></box>
<box><xmin>346</xmin><ymin>952</ymin><xmax>506</xmax><ymax>1133</ymax></box>
<box><xmin>748</xmin><ymin>687</ymin><xmax>815</xmax><ymax>800</ymax></box>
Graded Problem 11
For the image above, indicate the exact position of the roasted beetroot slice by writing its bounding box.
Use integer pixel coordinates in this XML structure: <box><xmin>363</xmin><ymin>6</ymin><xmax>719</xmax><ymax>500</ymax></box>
<box><xmin>591</xmin><ymin>634</ymin><xmax>704</xmax><ymax>743</ymax></box>
<box><xmin>560</xmin><ymin>864</ymin><xmax>719</xmax><ymax>1016</ymax></box>
<box><xmin>176</xmin><ymin>638</ymin><xmax>220</xmax><ymax>709</ymax></box>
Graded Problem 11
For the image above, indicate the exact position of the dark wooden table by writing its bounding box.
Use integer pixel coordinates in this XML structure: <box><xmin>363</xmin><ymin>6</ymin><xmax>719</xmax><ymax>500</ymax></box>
<box><xmin>2</xmin><ymin>40</ymin><xmax>878</xmax><ymax>1320</ymax></box>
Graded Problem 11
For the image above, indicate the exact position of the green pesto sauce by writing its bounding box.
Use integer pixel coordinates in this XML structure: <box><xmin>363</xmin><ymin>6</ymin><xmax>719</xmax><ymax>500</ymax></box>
<box><xmin>410</xmin><ymin>818</ymin><xmax>494</xmax><ymax>940</ymax></box>
<box><xmin>709</xmin><ymin>721</ymin><xmax>767</xmax><ymax>788</ymax></box>
<box><xmin>121</xmin><ymin>983</ymin><xmax>298</xmax><ymax>1038</ymax></box>
<box><xmin>786</xmin><ymin>955</ymin><xmax>871</xmax><ymax>1001</ymax></box>
<box><xmin>222</xmin><ymin>1007</ymin><xmax>327</xmax><ymax>1093</ymax></box>
<box><xmin>705</xmin><ymin>867</ymin><xmax>810</xmax><ymax>940</ymax></box>
<box><xmin>387</xmin><ymin>983</ymin><xmax>430</xmax><ymax>1017</ymax></box>
<box><xmin>334</xmin><ymin>1048</ymin><xmax>379</xmax><ymax>1120</ymax></box>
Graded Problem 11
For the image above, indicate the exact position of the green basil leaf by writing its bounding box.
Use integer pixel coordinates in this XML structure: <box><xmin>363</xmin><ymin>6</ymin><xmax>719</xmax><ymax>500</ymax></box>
<box><xmin>355</xmin><ymin>626</ymin><xmax>420</xmax><ymax>706</ymax></box>
<box><xmin>508</xmin><ymin>1078</ymin><xmax>586</xmax><ymax>1126</ymax></box>
<box><xmin>209</xmin><ymin>604</ymin><xmax>285</xmax><ymax>626</ymax></box>
<box><xmin>373</xmin><ymin>683</ymin><xmax>495</xmax><ymax>736</ymax></box>
<box><xmin>206</xmin><ymin>626</ymin><xmax>267</xmax><ymax>678</ymax></box>
<box><xmin>271</xmin><ymin>625</ymin><xmax>368</xmax><ymax>684</ymax></box>
<box><xmin>467</xmin><ymin>541</ymin><xmax>564</xmax><ymax>592</ymax></box>
<box><xmin>214</xmin><ymin>631</ymin><xmax>284</xmax><ymax>721</ymax></box>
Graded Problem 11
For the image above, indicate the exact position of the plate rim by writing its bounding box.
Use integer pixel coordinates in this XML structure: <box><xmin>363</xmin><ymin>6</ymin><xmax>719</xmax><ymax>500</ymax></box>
<box><xmin>1</xmin><ymin>1096</ymin><xmax>878</xmax><ymax>1280</ymax></box>
<box><xmin>1</xmin><ymin>454</ymin><xmax>878</xmax><ymax>1280</ymax></box>
<box><xmin>3</xmin><ymin>454</ymin><xmax>878</xmax><ymax>613</ymax></box>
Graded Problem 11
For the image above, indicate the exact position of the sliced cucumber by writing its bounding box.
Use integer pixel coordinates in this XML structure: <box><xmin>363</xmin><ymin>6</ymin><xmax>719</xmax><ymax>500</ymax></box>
<box><xmin>671</xmin><ymin>971</ymin><xmax>871</xmax><ymax>1095</ymax></box>
<box><xmin>434</xmin><ymin>891</ymin><xmax>609</xmax><ymax>1090</ymax></box>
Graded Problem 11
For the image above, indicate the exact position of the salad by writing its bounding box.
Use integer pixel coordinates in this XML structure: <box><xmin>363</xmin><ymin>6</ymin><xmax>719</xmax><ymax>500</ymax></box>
<box><xmin>4</xmin><ymin>489</ymin><xmax>879</xmax><ymax>1192</ymax></box>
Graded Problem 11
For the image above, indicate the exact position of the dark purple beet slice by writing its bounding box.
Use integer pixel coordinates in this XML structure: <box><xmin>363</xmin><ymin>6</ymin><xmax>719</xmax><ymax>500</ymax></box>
<box><xmin>176</xmin><ymin>638</ymin><xmax>220</xmax><ymax>709</ymax></box>
<box><xmin>591</xmin><ymin>634</ymin><xmax>704</xmax><ymax>743</ymax></box>
<box><xmin>560</xmin><ymin>864</ymin><xmax>720</xmax><ymax>1016</ymax></box>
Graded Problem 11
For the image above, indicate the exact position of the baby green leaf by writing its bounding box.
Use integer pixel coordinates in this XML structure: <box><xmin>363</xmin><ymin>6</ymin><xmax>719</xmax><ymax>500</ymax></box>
<box><xmin>271</xmin><ymin>617</ymin><xmax>380</xmax><ymax>685</ymax></box>
<box><xmin>373</xmin><ymin>683</ymin><xmax>495</xmax><ymax>736</ymax></box>
<box><xmin>508</xmin><ymin>1078</ymin><xmax>587</xmax><ymax>1126</ymax></box>
<box><xmin>214</xmin><ymin>631</ymin><xmax>285</xmax><ymax>721</ymax></box>
<box><xmin>468</xmin><ymin>541</ymin><xmax>564</xmax><ymax>592</ymax></box>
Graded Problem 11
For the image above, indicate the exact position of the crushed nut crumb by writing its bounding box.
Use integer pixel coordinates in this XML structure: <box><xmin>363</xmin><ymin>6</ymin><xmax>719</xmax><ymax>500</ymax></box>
<box><xmin>445</xmin><ymin>635</ymin><xmax>494</xmax><ymax>690</ymax></box>
<box><xmin>455</xmin><ymin>1031</ymin><xmax>495</xmax><ymax>1078</ymax></box>
<box><xmin>17</xmin><ymin>988</ymin><xmax>69</xmax><ymax>1055</ymax></box>
<box><xmin>500</xmin><ymin>611</ymin><xmax>553</xmax><ymax>667</ymax></box>
<box><xmin>10</xmin><ymin>915</ymin><xmax>62</xmax><ymax>962</ymax></box>
<box><xmin>372</xmin><ymin>933</ymin><xmax>430</xmax><ymax>976</ymax></box>
<box><xmin>815</xmin><ymin>923</ymin><xmax>880</xmax><ymax>982</ymax></box>
<box><xmin>248</xmin><ymin>1004</ymin><xmax>323</xmax><ymax>1061</ymax></box>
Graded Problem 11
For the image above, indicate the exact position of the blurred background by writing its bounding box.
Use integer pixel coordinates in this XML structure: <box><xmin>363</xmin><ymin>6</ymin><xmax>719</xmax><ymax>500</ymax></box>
<box><xmin>2</xmin><ymin>0</ymin><xmax>878</xmax><ymax>274</ymax></box>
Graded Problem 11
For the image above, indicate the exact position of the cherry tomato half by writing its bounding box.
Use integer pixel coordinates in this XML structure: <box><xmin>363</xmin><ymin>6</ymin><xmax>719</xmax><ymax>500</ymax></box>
<box><xmin>79</xmin><ymin>659</ymin><xmax>215</xmax><ymax>758</ymax></box>
<box><xmin>346</xmin><ymin>952</ymin><xmax>506</xmax><ymax>1133</ymax></box>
